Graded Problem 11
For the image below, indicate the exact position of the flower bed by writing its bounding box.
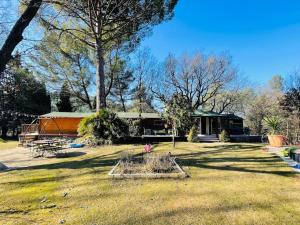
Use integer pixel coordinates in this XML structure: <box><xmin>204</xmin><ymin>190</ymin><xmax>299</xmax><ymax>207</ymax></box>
<box><xmin>108</xmin><ymin>152</ymin><xmax>187</xmax><ymax>179</ymax></box>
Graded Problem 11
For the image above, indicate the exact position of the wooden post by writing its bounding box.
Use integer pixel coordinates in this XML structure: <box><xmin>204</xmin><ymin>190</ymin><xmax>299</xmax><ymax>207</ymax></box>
<box><xmin>172</xmin><ymin>121</ymin><xmax>176</xmax><ymax>148</ymax></box>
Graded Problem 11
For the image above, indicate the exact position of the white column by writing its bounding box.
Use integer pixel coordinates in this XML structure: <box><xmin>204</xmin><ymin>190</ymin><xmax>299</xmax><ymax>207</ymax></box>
<box><xmin>206</xmin><ymin>117</ymin><xmax>209</xmax><ymax>135</ymax></box>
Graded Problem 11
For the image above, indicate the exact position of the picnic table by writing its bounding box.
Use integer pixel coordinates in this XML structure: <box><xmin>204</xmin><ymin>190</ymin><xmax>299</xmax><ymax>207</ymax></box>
<box><xmin>30</xmin><ymin>139</ymin><xmax>67</xmax><ymax>157</ymax></box>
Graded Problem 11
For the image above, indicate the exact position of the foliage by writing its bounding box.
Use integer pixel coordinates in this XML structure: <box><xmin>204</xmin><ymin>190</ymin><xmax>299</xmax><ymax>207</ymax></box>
<box><xmin>244</xmin><ymin>75</ymin><xmax>283</xmax><ymax>135</ymax></box>
<box><xmin>282</xmin><ymin>148</ymin><xmax>289</xmax><ymax>157</ymax></box>
<box><xmin>131</xmin><ymin>81</ymin><xmax>155</xmax><ymax>113</ymax></box>
<box><xmin>279</xmin><ymin>73</ymin><xmax>300</xmax><ymax>144</ymax></box>
<box><xmin>0</xmin><ymin>138</ymin><xmax>5</xmax><ymax>143</ymax></box>
<box><xmin>40</xmin><ymin>0</ymin><xmax>178</xmax><ymax>110</ymax></box>
<box><xmin>107</xmin><ymin>57</ymin><xmax>134</xmax><ymax>112</ymax></box>
<box><xmin>78</xmin><ymin>109</ymin><xmax>128</xmax><ymax>146</ymax></box>
<box><xmin>164</xmin><ymin>94</ymin><xmax>193</xmax><ymax>136</ymax></box>
<box><xmin>0</xmin><ymin>56</ymin><xmax>51</xmax><ymax>115</ymax></box>
<box><xmin>30</xmin><ymin>30</ymin><xmax>94</xmax><ymax>110</ymax></box>
<box><xmin>56</xmin><ymin>82</ymin><xmax>73</xmax><ymax>112</ymax></box>
<box><xmin>283</xmin><ymin>147</ymin><xmax>297</xmax><ymax>157</ymax></box>
<box><xmin>264</xmin><ymin>116</ymin><xmax>282</xmax><ymax>135</ymax></box>
<box><xmin>125</xmin><ymin>119</ymin><xmax>142</xmax><ymax>137</ymax></box>
<box><xmin>187</xmin><ymin>126</ymin><xmax>198</xmax><ymax>143</ymax></box>
<box><xmin>219</xmin><ymin>130</ymin><xmax>230</xmax><ymax>142</ymax></box>
<box><xmin>0</xmin><ymin>56</ymin><xmax>51</xmax><ymax>138</ymax></box>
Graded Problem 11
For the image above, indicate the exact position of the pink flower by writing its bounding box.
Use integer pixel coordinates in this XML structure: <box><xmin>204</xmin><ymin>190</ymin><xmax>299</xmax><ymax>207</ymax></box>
<box><xmin>144</xmin><ymin>144</ymin><xmax>152</xmax><ymax>153</ymax></box>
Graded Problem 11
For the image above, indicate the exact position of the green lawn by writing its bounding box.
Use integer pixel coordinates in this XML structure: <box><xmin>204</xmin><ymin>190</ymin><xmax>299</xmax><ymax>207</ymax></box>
<box><xmin>0</xmin><ymin>140</ymin><xmax>18</xmax><ymax>150</ymax></box>
<box><xmin>1</xmin><ymin>142</ymin><xmax>300</xmax><ymax>225</ymax></box>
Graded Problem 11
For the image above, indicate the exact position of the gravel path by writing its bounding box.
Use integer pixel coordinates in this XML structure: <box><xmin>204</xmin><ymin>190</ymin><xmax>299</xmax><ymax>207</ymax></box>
<box><xmin>0</xmin><ymin>147</ymin><xmax>90</xmax><ymax>169</ymax></box>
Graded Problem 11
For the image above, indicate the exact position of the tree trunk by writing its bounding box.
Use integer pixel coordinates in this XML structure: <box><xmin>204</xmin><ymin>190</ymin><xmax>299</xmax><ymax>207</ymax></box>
<box><xmin>95</xmin><ymin>40</ymin><xmax>106</xmax><ymax>111</ymax></box>
<box><xmin>0</xmin><ymin>0</ymin><xmax>42</xmax><ymax>75</ymax></box>
<box><xmin>120</xmin><ymin>94</ymin><xmax>126</xmax><ymax>112</ymax></box>
<box><xmin>1</xmin><ymin>125</ymin><xmax>8</xmax><ymax>139</ymax></box>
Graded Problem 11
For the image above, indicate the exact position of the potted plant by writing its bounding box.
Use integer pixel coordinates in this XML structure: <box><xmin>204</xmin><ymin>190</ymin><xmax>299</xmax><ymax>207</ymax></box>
<box><xmin>264</xmin><ymin>116</ymin><xmax>285</xmax><ymax>147</ymax></box>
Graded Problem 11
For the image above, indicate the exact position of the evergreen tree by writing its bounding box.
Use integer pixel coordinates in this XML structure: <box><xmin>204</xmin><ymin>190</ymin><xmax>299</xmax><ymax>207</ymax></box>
<box><xmin>41</xmin><ymin>0</ymin><xmax>178</xmax><ymax>111</ymax></box>
<box><xmin>0</xmin><ymin>56</ymin><xmax>51</xmax><ymax>138</ymax></box>
<box><xmin>109</xmin><ymin>59</ymin><xmax>134</xmax><ymax>112</ymax></box>
<box><xmin>56</xmin><ymin>82</ymin><xmax>73</xmax><ymax>112</ymax></box>
<box><xmin>131</xmin><ymin>81</ymin><xmax>155</xmax><ymax>113</ymax></box>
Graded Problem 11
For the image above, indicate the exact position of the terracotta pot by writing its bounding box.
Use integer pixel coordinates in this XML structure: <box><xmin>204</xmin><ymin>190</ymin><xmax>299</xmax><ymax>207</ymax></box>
<box><xmin>267</xmin><ymin>135</ymin><xmax>285</xmax><ymax>147</ymax></box>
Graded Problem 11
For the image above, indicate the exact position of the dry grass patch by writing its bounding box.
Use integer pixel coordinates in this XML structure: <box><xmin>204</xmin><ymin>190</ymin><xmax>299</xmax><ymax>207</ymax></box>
<box><xmin>0</xmin><ymin>140</ymin><xmax>18</xmax><ymax>150</ymax></box>
<box><xmin>0</xmin><ymin>142</ymin><xmax>300</xmax><ymax>225</ymax></box>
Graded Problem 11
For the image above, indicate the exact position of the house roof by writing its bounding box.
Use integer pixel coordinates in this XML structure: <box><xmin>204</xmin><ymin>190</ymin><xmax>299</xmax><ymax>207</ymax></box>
<box><xmin>39</xmin><ymin>112</ymin><xmax>162</xmax><ymax>119</ymax></box>
<box><xmin>192</xmin><ymin>110</ymin><xmax>243</xmax><ymax>120</ymax></box>
<box><xmin>192</xmin><ymin>110</ymin><xmax>221</xmax><ymax>117</ymax></box>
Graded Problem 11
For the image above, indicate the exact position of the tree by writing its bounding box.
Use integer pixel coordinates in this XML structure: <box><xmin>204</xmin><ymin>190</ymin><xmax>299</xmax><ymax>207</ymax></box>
<box><xmin>243</xmin><ymin>75</ymin><xmax>284</xmax><ymax>135</ymax></box>
<box><xmin>244</xmin><ymin>93</ymin><xmax>271</xmax><ymax>135</ymax></box>
<box><xmin>40</xmin><ymin>0</ymin><xmax>178</xmax><ymax>111</ymax></box>
<box><xmin>30</xmin><ymin>30</ymin><xmax>94</xmax><ymax>110</ymax></box>
<box><xmin>280</xmin><ymin>88</ymin><xmax>300</xmax><ymax>143</ymax></box>
<box><xmin>109</xmin><ymin>59</ymin><xmax>134</xmax><ymax>112</ymax></box>
<box><xmin>165</xmin><ymin>93</ymin><xmax>192</xmax><ymax>147</ymax></box>
<box><xmin>0</xmin><ymin>0</ymin><xmax>42</xmax><ymax>74</ymax></box>
<box><xmin>131</xmin><ymin>82</ymin><xmax>155</xmax><ymax>113</ymax></box>
<box><xmin>268</xmin><ymin>75</ymin><xmax>284</xmax><ymax>92</ymax></box>
<box><xmin>56</xmin><ymin>82</ymin><xmax>73</xmax><ymax>112</ymax></box>
<box><xmin>152</xmin><ymin>52</ymin><xmax>237</xmax><ymax>112</ymax></box>
<box><xmin>0</xmin><ymin>56</ymin><xmax>51</xmax><ymax>138</ymax></box>
<box><xmin>130</xmin><ymin>49</ymin><xmax>157</xmax><ymax>113</ymax></box>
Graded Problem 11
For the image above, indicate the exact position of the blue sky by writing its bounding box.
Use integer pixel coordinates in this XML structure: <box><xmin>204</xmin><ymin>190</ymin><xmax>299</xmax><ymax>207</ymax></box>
<box><xmin>140</xmin><ymin>0</ymin><xmax>300</xmax><ymax>83</ymax></box>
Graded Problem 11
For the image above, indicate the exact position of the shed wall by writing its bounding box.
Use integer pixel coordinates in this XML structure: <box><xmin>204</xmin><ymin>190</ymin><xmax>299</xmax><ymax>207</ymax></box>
<box><xmin>39</xmin><ymin>118</ymin><xmax>83</xmax><ymax>135</ymax></box>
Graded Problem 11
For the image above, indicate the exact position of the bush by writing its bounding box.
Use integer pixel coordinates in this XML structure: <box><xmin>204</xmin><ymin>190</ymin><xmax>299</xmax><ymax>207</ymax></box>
<box><xmin>0</xmin><ymin>138</ymin><xmax>5</xmax><ymax>143</ymax></box>
<box><xmin>78</xmin><ymin>109</ymin><xmax>128</xmax><ymax>146</ymax></box>
<box><xmin>282</xmin><ymin>148</ymin><xmax>289</xmax><ymax>157</ymax></box>
<box><xmin>125</xmin><ymin>119</ymin><xmax>142</xmax><ymax>137</ymax></box>
<box><xmin>187</xmin><ymin>126</ymin><xmax>198</xmax><ymax>142</ymax></box>
<box><xmin>264</xmin><ymin>116</ymin><xmax>282</xmax><ymax>135</ymax></box>
<box><xmin>219</xmin><ymin>130</ymin><xmax>230</xmax><ymax>142</ymax></box>
<box><xmin>285</xmin><ymin>147</ymin><xmax>298</xmax><ymax>159</ymax></box>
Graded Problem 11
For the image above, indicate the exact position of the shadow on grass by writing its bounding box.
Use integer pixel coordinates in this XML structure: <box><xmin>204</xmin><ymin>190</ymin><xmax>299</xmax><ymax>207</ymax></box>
<box><xmin>177</xmin><ymin>151</ymin><xmax>297</xmax><ymax>177</ymax></box>
<box><xmin>8</xmin><ymin>143</ymin><xmax>296</xmax><ymax>178</ymax></box>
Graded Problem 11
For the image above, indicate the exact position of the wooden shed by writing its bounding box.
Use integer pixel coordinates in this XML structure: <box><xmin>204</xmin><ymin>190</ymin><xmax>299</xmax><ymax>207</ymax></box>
<box><xmin>38</xmin><ymin>112</ymin><xmax>93</xmax><ymax>136</ymax></box>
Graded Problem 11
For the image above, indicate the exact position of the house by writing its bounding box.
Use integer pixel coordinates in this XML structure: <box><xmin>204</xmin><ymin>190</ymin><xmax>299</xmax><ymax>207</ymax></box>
<box><xmin>192</xmin><ymin>110</ymin><xmax>244</xmax><ymax>136</ymax></box>
<box><xmin>19</xmin><ymin>110</ymin><xmax>244</xmax><ymax>143</ymax></box>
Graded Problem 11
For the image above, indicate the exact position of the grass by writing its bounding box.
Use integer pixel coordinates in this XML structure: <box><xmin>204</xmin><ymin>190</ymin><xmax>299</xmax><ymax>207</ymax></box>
<box><xmin>1</xmin><ymin>142</ymin><xmax>300</xmax><ymax>225</ymax></box>
<box><xmin>0</xmin><ymin>140</ymin><xmax>18</xmax><ymax>150</ymax></box>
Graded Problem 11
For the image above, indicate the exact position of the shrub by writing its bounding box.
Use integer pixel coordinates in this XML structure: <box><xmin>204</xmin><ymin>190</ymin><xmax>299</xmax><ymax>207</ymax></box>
<box><xmin>78</xmin><ymin>109</ymin><xmax>128</xmax><ymax>146</ymax></box>
<box><xmin>187</xmin><ymin>126</ymin><xmax>198</xmax><ymax>142</ymax></box>
<box><xmin>282</xmin><ymin>148</ymin><xmax>290</xmax><ymax>157</ymax></box>
<box><xmin>219</xmin><ymin>130</ymin><xmax>230</xmax><ymax>142</ymax></box>
<box><xmin>125</xmin><ymin>119</ymin><xmax>142</xmax><ymax>137</ymax></box>
<box><xmin>286</xmin><ymin>147</ymin><xmax>297</xmax><ymax>159</ymax></box>
<box><xmin>264</xmin><ymin>116</ymin><xmax>282</xmax><ymax>135</ymax></box>
<box><xmin>0</xmin><ymin>138</ymin><xmax>5</xmax><ymax>143</ymax></box>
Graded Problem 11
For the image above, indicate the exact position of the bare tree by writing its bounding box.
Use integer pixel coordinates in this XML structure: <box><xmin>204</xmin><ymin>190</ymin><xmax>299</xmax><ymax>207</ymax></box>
<box><xmin>40</xmin><ymin>0</ymin><xmax>178</xmax><ymax>111</ymax></box>
<box><xmin>130</xmin><ymin>49</ymin><xmax>157</xmax><ymax>113</ymax></box>
<box><xmin>207</xmin><ymin>76</ymin><xmax>252</xmax><ymax>114</ymax></box>
<box><xmin>0</xmin><ymin>0</ymin><xmax>43</xmax><ymax>75</ymax></box>
<box><xmin>152</xmin><ymin>52</ymin><xmax>237</xmax><ymax>111</ymax></box>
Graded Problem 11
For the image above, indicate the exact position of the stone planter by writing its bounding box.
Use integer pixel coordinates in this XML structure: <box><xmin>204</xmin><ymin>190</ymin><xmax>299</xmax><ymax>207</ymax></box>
<box><xmin>267</xmin><ymin>135</ymin><xmax>285</xmax><ymax>147</ymax></box>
